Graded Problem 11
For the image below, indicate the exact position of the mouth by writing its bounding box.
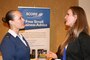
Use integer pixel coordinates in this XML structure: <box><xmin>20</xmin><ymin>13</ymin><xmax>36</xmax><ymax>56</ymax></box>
<box><xmin>64</xmin><ymin>21</ymin><xmax>66</xmax><ymax>24</ymax></box>
<box><xmin>65</xmin><ymin>25</ymin><xmax>70</xmax><ymax>30</ymax></box>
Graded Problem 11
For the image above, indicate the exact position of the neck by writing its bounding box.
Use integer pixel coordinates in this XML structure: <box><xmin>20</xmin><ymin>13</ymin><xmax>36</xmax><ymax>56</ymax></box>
<box><xmin>10</xmin><ymin>28</ymin><xmax>19</xmax><ymax>35</ymax></box>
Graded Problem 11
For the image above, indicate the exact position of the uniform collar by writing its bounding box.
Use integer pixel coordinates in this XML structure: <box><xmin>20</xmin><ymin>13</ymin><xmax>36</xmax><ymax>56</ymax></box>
<box><xmin>8</xmin><ymin>29</ymin><xmax>18</xmax><ymax>38</ymax></box>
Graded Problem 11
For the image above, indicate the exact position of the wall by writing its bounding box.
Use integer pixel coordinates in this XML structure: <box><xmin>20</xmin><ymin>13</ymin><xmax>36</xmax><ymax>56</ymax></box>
<box><xmin>0</xmin><ymin>0</ymin><xmax>78</xmax><ymax>57</ymax></box>
<box><xmin>79</xmin><ymin>0</ymin><xmax>90</xmax><ymax>29</ymax></box>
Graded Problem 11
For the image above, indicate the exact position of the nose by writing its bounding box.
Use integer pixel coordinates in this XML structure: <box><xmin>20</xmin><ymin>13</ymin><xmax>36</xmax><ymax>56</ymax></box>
<box><xmin>64</xmin><ymin>15</ymin><xmax>67</xmax><ymax>24</ymax></box>
<box><xmin>64</xmin><ymin>15</ymin><xmax>67</xmax><ymax>19</ymax></box>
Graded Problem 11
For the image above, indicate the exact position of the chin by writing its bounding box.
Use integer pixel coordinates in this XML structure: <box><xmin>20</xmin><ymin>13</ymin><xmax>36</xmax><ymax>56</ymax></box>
<box><xmin>20</xmin><ymin>26</ymin><xmax>25</xmax><ymax>29</ymax></box>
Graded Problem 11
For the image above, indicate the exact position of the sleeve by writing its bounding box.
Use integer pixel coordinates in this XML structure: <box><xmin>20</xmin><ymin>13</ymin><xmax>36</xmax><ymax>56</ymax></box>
<box><xmin>0</xmin><ymin>37</ymin><xmax>16</xmax><ymax>60</ymax></box>
<box><xmin>56</xmin><ymin>45</ymin><xmax>62</xmax><ymax>59</ymax></box>
<box><xmin>79</xmin><ymin>34</ymin><xmax>90</xmax><ymax>60</ymax></box>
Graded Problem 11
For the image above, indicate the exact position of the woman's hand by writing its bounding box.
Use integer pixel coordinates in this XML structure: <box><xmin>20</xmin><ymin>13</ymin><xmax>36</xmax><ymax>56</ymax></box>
<box><xmin>46</xmin><ymin>51</ymin><xmax>57</xmax><ymax>59</ymax></box>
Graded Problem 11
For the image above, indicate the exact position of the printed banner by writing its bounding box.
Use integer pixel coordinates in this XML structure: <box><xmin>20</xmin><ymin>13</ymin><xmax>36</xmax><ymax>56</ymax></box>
<box><xmin>18</xmin><ymin>6</ymin><xmax>50</xmax><ymax>59</ymax></box>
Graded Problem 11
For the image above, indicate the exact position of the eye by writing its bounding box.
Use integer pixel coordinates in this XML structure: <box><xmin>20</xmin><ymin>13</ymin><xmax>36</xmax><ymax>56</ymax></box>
<box><xmin>22</xmin><ymin>16</ymin><xmax>24</xmax><ymax>19</ymax></box>
<box><xmin>66</xmin><ymin>13</ymin><xmax>69</xmax><ymax>15</ymax></box>
<box><xmin>19</xmin><ymin>17</ymin><xmax>23</xmax><ymax>20</ymax></box>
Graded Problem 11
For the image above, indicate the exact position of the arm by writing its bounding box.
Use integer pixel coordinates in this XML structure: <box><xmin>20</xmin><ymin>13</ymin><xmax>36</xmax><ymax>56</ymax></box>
<box><xmin>56</xmin><ymin>45</ymin><xmax>62</xmax><ymax>59</ymax></box>
<box><xmin>0</xmin><ymin>36</ymin><xmax>16</xmax><ymax>60</ymax></box>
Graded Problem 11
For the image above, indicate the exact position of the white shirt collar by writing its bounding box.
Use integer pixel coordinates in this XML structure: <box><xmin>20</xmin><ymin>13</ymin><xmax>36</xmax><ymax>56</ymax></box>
<box><xmin>8</xmin><ymin>29</ymin><xmax>18</xmax><ymax>38</ymax></box>
<box><xmin>8</xmin><ymin>29</ymin><xmax>27</xmax><ymax>46</ymax></box>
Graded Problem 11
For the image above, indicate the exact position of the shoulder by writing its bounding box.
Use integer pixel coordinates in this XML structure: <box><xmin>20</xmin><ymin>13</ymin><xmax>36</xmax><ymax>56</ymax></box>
<box><xmin>1</xmin><ymin>33</ymin><xmax>14</xmax><ymax>45</ymax></box>
<box><xmin>78</xmin><ymin>32</ymin><xmax>90</xmax><ymax>45</ymax></box>
<box><xmin>1</xmin><ymin>33</ymin><xmax>16</xmax><ymax>50</ymax></box>
<box><xmin>2</xmin><ymin>33</ymin><xmax>11</xmax><ymax>41</ymax></box>
<box><xmin>79</xmin><ymin>32</ymin><xmax>90</xmax><ymax>40</ymax></box>
<box><xmin>78</xmin><ymin>32</ymin><xmax>90</xmax><ymax>55</ymax></box>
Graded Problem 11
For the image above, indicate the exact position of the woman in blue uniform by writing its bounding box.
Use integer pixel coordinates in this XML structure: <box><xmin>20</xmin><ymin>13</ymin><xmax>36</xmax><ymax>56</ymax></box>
<box><xmin>0</xmin><ymin>10</ymin><xmax>30</xmax><ymax>60</ymax></box>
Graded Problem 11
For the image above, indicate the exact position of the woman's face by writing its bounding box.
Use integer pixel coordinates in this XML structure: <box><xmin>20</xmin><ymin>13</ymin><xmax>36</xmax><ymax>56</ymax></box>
<box><xmin>10</xmin><ymin>11</ymin><xmax>25</xmax><ymax>29</ymax></box>
<box><xmin>64</xmin><ymin>9</ymin><xmax>77</xmax><ymax>28</ymax></box>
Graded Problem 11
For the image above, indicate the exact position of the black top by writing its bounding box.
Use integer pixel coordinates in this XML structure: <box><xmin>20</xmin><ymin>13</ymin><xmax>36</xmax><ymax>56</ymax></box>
<box><xmin>56</xmin><ymin>32</ymin><xmax>90</xmax><ymax>60</ymax></box>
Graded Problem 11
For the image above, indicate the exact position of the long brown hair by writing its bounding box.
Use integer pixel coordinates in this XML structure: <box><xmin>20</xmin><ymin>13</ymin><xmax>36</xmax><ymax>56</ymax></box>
<box><xmin>60</xmin><ymin>6</ymin><xmax>89</xmax><ymax>55</ymax></box>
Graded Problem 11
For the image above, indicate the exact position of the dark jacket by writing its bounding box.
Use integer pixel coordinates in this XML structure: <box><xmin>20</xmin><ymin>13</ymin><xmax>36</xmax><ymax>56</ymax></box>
<box><xmin>0</xmin><ymin>33</ymin><xmax>30</xmax><ymax>60</ymax></box>
<box><xmin>56</xmin><ymin>32</ymin><xmax>90</xmax><ymax>60</ymax></box>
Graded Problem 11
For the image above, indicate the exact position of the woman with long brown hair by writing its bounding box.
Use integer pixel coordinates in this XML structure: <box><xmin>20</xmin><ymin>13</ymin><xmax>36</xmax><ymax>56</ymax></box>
<box><xmin>46</xmin><ymin>6</ymin><xmax>90</xmax><ymax>60</ymax></box>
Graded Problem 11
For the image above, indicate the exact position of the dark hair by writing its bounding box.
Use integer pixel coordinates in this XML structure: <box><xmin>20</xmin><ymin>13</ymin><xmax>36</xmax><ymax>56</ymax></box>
<box><xmin>2</xmin><ymin>10</ymin><xmax>16</xmax><ymax>25</ymax></box>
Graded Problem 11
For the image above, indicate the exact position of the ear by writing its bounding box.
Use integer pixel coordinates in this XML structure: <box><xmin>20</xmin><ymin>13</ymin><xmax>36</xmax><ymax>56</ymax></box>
<box><xmin>74</xmin><ymin>15</ymin><xmax>77</xmax><ymax>20</ymax></box>
<box><xmin>9</xmin><ymin>20</ymin><xmax>13</xmax><ymax>25</ymax></box>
